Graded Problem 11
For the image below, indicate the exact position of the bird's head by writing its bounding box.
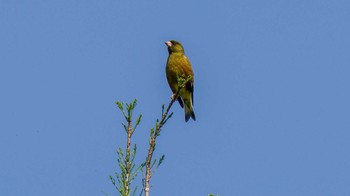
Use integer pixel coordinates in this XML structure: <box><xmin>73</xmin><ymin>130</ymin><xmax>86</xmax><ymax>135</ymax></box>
<box><xmin>165</xmin><ymin>40</ymin><xmax>185</xmax><ymax>54</ymax></box>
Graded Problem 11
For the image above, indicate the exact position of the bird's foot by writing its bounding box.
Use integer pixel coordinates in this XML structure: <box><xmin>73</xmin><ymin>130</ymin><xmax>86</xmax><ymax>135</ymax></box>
<box><xmin>171</xmin><ymin>93</ymin><xmax>177</xmax><ymax>100</ymax></box>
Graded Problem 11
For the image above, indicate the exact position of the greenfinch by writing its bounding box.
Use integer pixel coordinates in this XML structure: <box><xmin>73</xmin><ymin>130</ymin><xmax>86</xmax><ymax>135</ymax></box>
<box><xmin>165</xmin><ymin>40</ymin><xmax>196</xmax><ymax>122</ymax></box>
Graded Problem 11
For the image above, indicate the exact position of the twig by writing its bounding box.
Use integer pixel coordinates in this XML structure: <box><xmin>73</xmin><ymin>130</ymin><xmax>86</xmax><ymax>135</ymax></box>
<box><xmin>124</xmin><ymin>116</ymin><xmax>132</xmax><ymax>195</ymax></box>
<box><xmin>144</xmin><ymin>75</ymin><xmax>191</xmax><ymax>196</ymax></box>
<box><xmin>112</xmin><ymin>100</ymin><xmax>142</xmax><ymax>196</ymax></box>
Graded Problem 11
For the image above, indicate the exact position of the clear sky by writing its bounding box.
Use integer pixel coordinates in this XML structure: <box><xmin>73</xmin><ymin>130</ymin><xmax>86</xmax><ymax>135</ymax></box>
<box><xmin>1</xmin><ymin>1</ymin><xmax>350</xmax><ymax>195</ymax></box>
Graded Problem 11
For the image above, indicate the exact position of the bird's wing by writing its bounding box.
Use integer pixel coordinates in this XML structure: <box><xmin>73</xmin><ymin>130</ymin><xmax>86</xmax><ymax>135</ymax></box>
<box><xmin>179</xmin><ymin>55</ymin><xmax>194</xmax><ymax>77</ymax></box>
<box><xmin>180</xmin><ymin>55</ymin><xmax>194</xmax><ymax>84</ymax></box>
<box><xmin>179</xmin><ymin>55</ymin><xmax>194</xmax><ymax>105</ymax></box>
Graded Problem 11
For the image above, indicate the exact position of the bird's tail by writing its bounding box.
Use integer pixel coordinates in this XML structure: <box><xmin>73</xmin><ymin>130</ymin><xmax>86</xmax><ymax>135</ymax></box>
<box><xmin>184</xmin><ymin>101</ymin><xmax>196</xmax><ymax>122</ymax></box>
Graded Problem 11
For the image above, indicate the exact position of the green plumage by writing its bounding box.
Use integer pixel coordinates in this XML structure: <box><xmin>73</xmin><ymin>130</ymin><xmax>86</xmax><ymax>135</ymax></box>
<box><xmin>165</xmin><ymin>40</ymin><xmax>196</xmax><ymax>122</ymax></box>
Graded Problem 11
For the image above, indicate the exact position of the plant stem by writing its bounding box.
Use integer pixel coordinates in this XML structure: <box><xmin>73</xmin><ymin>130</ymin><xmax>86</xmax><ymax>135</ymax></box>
<box><xmin>143</xmin><ymin>76</ymin><xmax>191</xmax><ymax>196</ymax></box>
<box><xmin>144</xmin><ymin>94</ymin><xmax>177</xmax><ymax>196</ymax></box>
<box><xmin>124</xmin><ymin>118</ymin><xmax>132</xmax><ymax>196</ymax></box>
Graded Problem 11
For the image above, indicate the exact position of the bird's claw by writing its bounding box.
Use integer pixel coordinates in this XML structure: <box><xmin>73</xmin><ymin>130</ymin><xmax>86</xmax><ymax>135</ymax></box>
<box><xmin>171</xmin><ymin>94</ymin><xmax>177</xmax><ymax>100</ymax></box>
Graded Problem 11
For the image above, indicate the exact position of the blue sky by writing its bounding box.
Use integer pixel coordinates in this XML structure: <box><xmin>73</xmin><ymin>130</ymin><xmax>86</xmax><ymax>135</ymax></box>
<box><xmin>1</xmin><ymin>0</ymin><xmax>350</xmax><ymax>195</ymax></box>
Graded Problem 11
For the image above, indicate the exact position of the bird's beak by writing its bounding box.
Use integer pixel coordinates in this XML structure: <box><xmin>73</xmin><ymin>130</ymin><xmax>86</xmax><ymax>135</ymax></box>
<box><xmin>165</xmin><ymin>41</ymin><xmax>172</xmax><ymax>47</ymax></box>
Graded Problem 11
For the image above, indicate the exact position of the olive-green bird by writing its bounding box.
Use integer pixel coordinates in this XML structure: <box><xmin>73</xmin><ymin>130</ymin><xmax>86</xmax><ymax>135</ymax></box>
<box><xmin>165</xmin><ymin>40</ymin><xmax>196</xmax><ymax>122</ymax></box>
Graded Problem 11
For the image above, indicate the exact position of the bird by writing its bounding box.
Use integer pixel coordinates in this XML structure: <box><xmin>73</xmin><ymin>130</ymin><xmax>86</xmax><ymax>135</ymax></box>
<box><xmin>165</xmin><ymin>40</ymin><xmax>196</xmax><ymax>122</ymax></box>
